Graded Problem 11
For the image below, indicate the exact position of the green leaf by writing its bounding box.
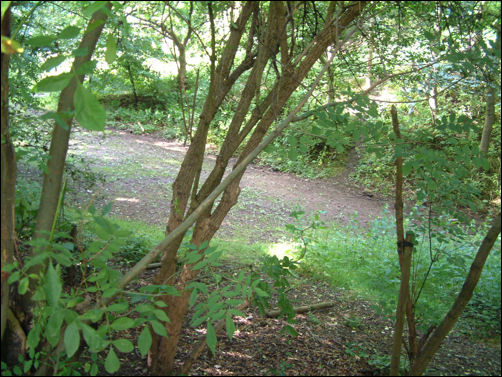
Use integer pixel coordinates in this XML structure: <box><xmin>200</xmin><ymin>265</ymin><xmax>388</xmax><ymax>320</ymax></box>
<box><xmin>64</xmin><ymin>322</ymin><xmax>80</xmax><ymax>357</ymax></box>
<box><xmin>40</xmin><ymin>55</ymin><xmax>67</xmax><ymax>71</ymax></box>
<box><xmin>76</xmin><ymin>60</ymin><xmax>97</xmax><ymax>75</ymax></box>
<box><xmin>44</xmin><ymin>263</ymin><xmax>62</xmax><ymax>307</ymax></box>
<box><xmin>473</xmin><ymin>157</ymin><xmax>490</xmax><ymax>170</ymax></box>
<box><xmin>227</xmin><ymin>308</ymin><xmax>245</xmax><ymax>317</ymax></box>
<box><xmin>280</xmin><ymin>324</ymin><xmax>298</xmax><ymax>337</ymax></box>
<box><xmin>7</xmin><ymin>270</ymin><xmax>20</xmax><ymax>284</ymax></box>
<box><xmin>253</xmin><ymin>287</ymin><xmax>269</xmax><ymax>298</ymax></box>
<box><xmin>34</xmin><ymin>73</ymin><xmax>73</xmax><ymax>92</ymax></box>
<box><xmin>150</xmin><ymin>320</ymin><xmax>167</xmax><ymax>337</ymax></box>
<box><xmin>206</xmin><ymin>322</ymin><xmax>217</xmax><ymax>355</ymax></box>
<box><xmin>225</xmin><ymin>314</ymin><xmax>235</xmax><ymax>341</ymax></box>
<box><xmin>138</xmin><ymin>327</ymin><xmax>152</xmax><ymax>357</ymax></box>
<box><xmin>192</xmin><ymin>259</ymin><xmax>208</xmax><ymax>270</ymax></box>
<box><xmin>26</xmin><ymin>324</ymin><xmax>41</xmax><ymax>351</ymax></box>
<box><xmin>402</xmin><ymin>161</ymin><xmax>413</xmax><ymax>176</ymax></box>
<box><xmin>112</xmin><ymin>339</ymin><xmax>134</xmax><ymax>353</ymax></box>
<box><xmin>26</xmin><ymin>35</ymin><xmax>55</xmax><ymax>47</ymax></box>
<box><xmin>58</xmin><ymin>26</ymin><xmax>80</xmax><ymax>39</ymax></box>
<box><xmin>190</xmin><ymin>313</ymin><xmax>207</xmax><ymax>328</ymax></box>
<box><xmin>154</xmin><ymin>300</ymin><xmax>168</xmax><ymax>308</ymax></box>
<box><xmin>106</xmin><ymin>302</ymin><xmax>129</xmax><ymax>313</ymax></box>
<box><xmin>83</xmin><ymin>2</ymin><xmax>107</xmax><ymax>18</ymax></box>
<box><xmin>1</xmin><ymin>2</ymin><xmax>11</xmax><ymax>21</ymax></box>
<box><xmin>104</xmin><ymin>347</ymin><xmax>120</xmax><ymax>373</ymax></box>
<box><xmin>80</xmin><ymin>309</ymin><xmax>104</xmax><ymax>323</ymax></box>
<box><xmin>74</xmin><ymin>83</ymin><xmax>106</xmax><ymax>131</ymax></box>
<box><xmin>103</xmin><ymin>287</ymin><xmax>120</xmax><ymax>298</ymax></box>
<box><xmin>46</xmin><ymin>309</ymin><xmax>65</xmax><ymax>346</ymax></box>
<box><xmin>90</xmin><ymin>363</ymin><xmax>98</xmax><ymax>376</ymax></box>
<box><xmin>18</xmin><ymin>277</ymin><xmax>29</xmax><ymax>295</ymax></box>
<box><xmin>105</xmin><ymin>35</ymin><xmax>117</xmax><ymax>64</ymax></box>
<box><xmin>189</xmin><ymin>290</ymin><xmax>198</xmax><ymax>309</ymax></box>
<box><xmin>81</xmin><ymin>323</ymin><xmax>108</xmax><ymax>352</ymax></box>
<box><xmin>111</xmin><ymin>317</ymin><xmax>135</xmax><ymax>331</ymax></box>
<box><xmin>153</xmin><ymin>309</ymin><xmax>170</xmax><ymax>323</ymax></box>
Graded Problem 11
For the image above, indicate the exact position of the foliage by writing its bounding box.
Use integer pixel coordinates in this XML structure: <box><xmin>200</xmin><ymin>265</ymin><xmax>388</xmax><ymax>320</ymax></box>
<box><xmin>287</xmin><ymin>208</ymin><xmax>501</xmax><ymax>337</ymax></box>
<box><xmin>2</xmin><ymin>1</ymin><xmax>501</xmax><ymax>375</ymax></box>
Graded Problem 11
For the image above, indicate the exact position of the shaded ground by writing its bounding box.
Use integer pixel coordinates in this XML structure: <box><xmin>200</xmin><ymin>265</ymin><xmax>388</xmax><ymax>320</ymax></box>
<box><xmin>97</xmin><ymin>263</ymin><xmax>501</xmax><ymax>377</ymax></box>
<box><xmin>37</xmin><ymin>128</ymin><xmax>500</xmax><ymax>376</ymax></box>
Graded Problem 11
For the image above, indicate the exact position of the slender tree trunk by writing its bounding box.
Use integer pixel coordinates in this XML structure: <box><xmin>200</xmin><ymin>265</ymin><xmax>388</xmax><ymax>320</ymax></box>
<box><xmin>125</xmin><ymin>61</ymin><xmax>139</xmax><ymax>110</ymax></box>
<box><xmin>22</xmin><ymin>2</ymin><xmax>112</xmax><ymax>316</ymax></box>
<box><xmin>390</xmin><ymin>105</ymin><xmax>415</xmax><ymax>375</ymax></box>
<box><xmin>32</xmin><ymin>3</ymin><xmax>111</xmax><ymax>250</ymax></box>
<box><xmin>410</xmin><ymin>212</ymin><xmax>501</xmax><ymax>376</ymax></box>
<box><xmin>1</xmin><ymin>6</ymin><xmax>17</xmax><ymax>342</ymax></box>
<box><xmin>479</xmin><ymin>84</ymin><xmax>496</xmax><ymax>156</ymax></box>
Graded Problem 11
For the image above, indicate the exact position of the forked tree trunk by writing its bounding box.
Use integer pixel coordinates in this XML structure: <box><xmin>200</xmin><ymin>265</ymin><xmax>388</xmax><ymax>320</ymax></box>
<box><xmin>409</xmin><ymin>212</ymin><xmax>501</xmax><ymax>376</ymax></box>
<box><xmin>390</xmin><ymin>106</ymin><xmax>416</xmax><ymax>375</ymax></box>
<box><xmin>149</xmin><ymin>2</ymin><xmax>368</xmax><ymax>375</ymax></box>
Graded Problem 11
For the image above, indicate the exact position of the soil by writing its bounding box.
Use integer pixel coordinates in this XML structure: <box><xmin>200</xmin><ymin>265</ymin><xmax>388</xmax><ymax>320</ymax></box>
<box><xmin>27</xmin><ymin>128</ymin><xmax>500</xmax><ymax>376</ymax></box>
<box><xmin>66</xmin><ymin>128</ymin><xmax>388</xmax><ymax>242</ymax></box>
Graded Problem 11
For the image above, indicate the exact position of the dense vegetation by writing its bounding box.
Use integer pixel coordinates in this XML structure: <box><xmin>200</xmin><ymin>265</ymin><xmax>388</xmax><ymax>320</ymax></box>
<box><xmin>1</xmin><ymin>1</ymin><xmax>500</xmax><ymax>376</ymax></box>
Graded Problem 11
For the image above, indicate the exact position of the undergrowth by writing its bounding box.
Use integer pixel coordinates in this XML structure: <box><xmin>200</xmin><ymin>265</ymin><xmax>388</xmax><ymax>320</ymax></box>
<box><xmin>285</xmin><ymin>209</ymin><xmax>501</xmax><ymax>340</ymax></box>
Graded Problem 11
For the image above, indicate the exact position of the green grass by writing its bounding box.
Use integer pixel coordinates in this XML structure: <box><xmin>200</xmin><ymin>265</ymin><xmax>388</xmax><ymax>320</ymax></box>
<box><xmin>286</xmin><ymin>212</ymin><xmax>501</xmax><ymax>339</ymax></box>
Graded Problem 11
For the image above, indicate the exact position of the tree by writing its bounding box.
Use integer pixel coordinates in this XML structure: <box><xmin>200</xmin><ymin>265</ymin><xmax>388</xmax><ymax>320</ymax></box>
<box><xmin>147</xmin><ymin>2</ymin><xmax>370</xmax><ymax>374</ymax></box>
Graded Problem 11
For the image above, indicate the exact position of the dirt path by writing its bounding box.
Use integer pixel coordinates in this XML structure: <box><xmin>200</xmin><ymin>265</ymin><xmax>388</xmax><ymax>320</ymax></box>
<box><xmin>67</xmin><ymin>128</ymin><xmax>388</xmax><ymax>241</ymax></box>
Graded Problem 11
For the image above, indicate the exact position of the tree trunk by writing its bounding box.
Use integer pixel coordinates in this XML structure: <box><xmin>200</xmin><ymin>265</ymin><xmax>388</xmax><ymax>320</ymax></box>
<box><xmin>1</xmin><ymin>6</ymin><xmax>17</xmax><ymax>342</ymax></box>
<box><xmin>390</xmin><ymin>105</ymin><xmax>415</xmax><ymax>375</ymax></box>
<box><xmin>125</xmin><ymin>61</ymin><xmax>139</xmax><ymax>110</ymax></box>
<box><xmin>149</xmin><ymin>2</ymin><xmax>368</xmax><ymax>374</ymax></box>
<box><xmin>31</xmin><ymin>3</ymin><xmax>111</xmax><ymax>254</ymax></box>
<box><xmin>21</xmin><ymin>2</ymin><xmax>112</xmax><ymax>319</ymax></box>
<box><xmin>479</xmin><ymin>85</ymin><xmax>496</xmax><ymax>156</ymax></box>
<box><xmin>410</xmin><ymin>212</ymin><xmax>501</xmax><ymax>376</ymax></box>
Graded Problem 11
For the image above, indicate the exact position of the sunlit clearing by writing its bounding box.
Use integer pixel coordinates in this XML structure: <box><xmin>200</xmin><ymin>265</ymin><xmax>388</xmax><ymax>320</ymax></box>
<box><xmin>115</xmin><ymin>197</ymin><xmax>139</xmax><ymax>203</ymax></box>
<box><xmin>266</xmin><ymin>242</ymin><xmax>295</xmax><ymax>259</ymax></box>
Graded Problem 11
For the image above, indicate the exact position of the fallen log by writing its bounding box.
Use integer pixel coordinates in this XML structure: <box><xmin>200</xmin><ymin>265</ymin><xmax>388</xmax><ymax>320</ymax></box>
<box><xmin>265</xmin><ymin>301</ymin><xmax>335</xmax><ymax>318</ymax></box>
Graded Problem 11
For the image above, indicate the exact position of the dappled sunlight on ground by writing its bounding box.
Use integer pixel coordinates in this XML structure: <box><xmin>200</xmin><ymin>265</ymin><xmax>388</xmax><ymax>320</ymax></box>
<box><xmin>114</xmin><ymin>197</ymin><xmax>140</xmax><ymax>203</ymax></box>
<box><xmin>265</xmin><ymin>241</ymin><xmax>296</xmax><ymax>259</ymax></box>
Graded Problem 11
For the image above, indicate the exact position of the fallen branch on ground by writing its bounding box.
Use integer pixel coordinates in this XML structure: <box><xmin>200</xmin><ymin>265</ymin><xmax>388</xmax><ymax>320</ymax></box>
<box><xmin>265</xmin><ymin>301</ymin><xmax>335</xmax><ymax>318</ymax></box>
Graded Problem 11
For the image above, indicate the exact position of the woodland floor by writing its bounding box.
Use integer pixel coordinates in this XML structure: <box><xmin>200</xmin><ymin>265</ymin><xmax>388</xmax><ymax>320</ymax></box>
<box><xmin>23</xmin><ymin>127</ymin><xmax>501</xmax><ymax>375</ymax></box>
